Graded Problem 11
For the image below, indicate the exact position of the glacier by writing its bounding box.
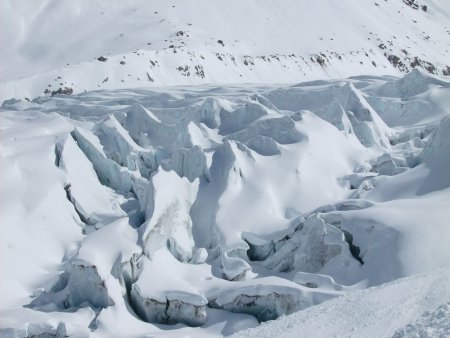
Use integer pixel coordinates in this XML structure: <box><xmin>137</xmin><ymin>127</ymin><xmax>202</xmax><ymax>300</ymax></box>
<box><xmin>1</xmin><ymin>70</ymin><xmax>450</xmax><ymax>337</ymax></box>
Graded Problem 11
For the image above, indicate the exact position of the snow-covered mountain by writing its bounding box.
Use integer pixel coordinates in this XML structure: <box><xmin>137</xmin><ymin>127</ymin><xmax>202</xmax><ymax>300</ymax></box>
<box><xmin>1</xmin><ymin>0</ymin><xmax>450</xmax><ymax>101</ymax></box>
<box><xmin>1</xmin><ymin>1</ymin><xmax>450</xmax><ymax>337</ymax></box>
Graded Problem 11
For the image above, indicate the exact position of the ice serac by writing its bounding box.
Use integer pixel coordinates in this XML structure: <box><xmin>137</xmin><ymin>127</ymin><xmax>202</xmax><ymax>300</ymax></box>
<box><xmin>226</xmin><ymin>114</ymin><xmax>303</xmax><ymax>145</ymax></box>
<box><xmin>121</xmin><ymin>103</ymin><xmax>192</xmax><ymax>150</ymax></box>
<box><xmin>219</xmin><ymin>101</ymin><xmax>269</xmax><ymax>135</ymax></box>
<box><xmin>190</xmin><ymin>140</ymin><xmax>237</xmax><ymax>250</ymax></box>
<box><xmin>245</xmin><ymin>135</ymin><xmax>281</xmax><ymax>156</ymax></box>
<box><xmin>250</xmin><ymin>94</ymin><xmax>284</xmax><ymax>115</ymax></box>
<box><xmin>95</xmin><ymin>114</ymin><xmax>158</xmax><ymax>179</ymax></box>
<box><xmin>370</xmin><ymin>153</ymin><xmax>407</xmax><ymax>176</ymax></box>
<box><xmin>378</xmin><ymin>69</ymin><xmax>449</xmax><ymax>98</ymax></box>
<box><xmin>220</xmin><ymin>250</ymin><xmax>253</xmax><ymax>281</ymax></box>
<box><xmin>29</xmin><ymin>218</ymin><xmax>140</xmax><ymax>311</ymax></box>
<box><xmin>327</xmin><ymin>83</ymin><xmax>392</xmax><ymax>148</ymax></box>
<box><xmin>67</xmin><ymin>264</ymin><xmax>111</xmax><ymax>308</ymax></box>
<box><xmin>71</xmin><ymin>127</ymin><xmax>133</xmax><ymax>193</ymax></box>
<box><xmin>319</xmin><ymin>101</ymin><xmax>354</xmax><ymax>136</ymax></box>
<box><xmin>245</xmin><ymin>215</ymin><xmax>361</xmax><ymax>284</ymax></box>
<box><xmin>58</xmin><ymin>134</ymin><xmax>126</xmax><ymax>226</ymax></box>
<box><xmin>0</xmin><ymin>322</ymin><xmax>67</xmax><ymax>338</ymax></box>
<box><xmin>266</xmin><ymin>82</ymin><xmax>392</xmax><ymax>149</ymax></box>
<box><xmin>209</xmin><ymin>284</ymin><xmax>307</xmax><ymax>322</ymax></box>
<box><xmin>197</xmin><ymin>97</ymin><xmax>222</xmax><ymax>129</ymax></box>
<box><xmin>140</xmin><ymin>170</ymin><xmax>199</xmax><ymax>262</ymax></box>
<box><xmin>29</xmin><ymin>262</ymin><xmax>111</xmax><ymax>311</ymax></box>
<box><xmin>71</xmin><ymin>126</ymin><xmax>153</xmax><ymax>219</ymax></box>
<box><xmin>129</xmin><ymin>250</ymin><xmax>208</xmax><ymax>326</ymax></box>
<box><xmin>130</xmin><ymin>284</ymin><xmax>207</xmax><ymax>327</ymax></box>
<box><xmin>242</xmin><ymin>232</ymin><xmax>275</xmax><ymax>261</ymax></box>
<box><xmin>168</xmin><ymin>145</ymin><xmax>208</xmax><ymax>182</ymax></box>
<box><xmin>420</xmin><ymin>115</ymin><xmax>450</xmax><ymax>192</ymax></box>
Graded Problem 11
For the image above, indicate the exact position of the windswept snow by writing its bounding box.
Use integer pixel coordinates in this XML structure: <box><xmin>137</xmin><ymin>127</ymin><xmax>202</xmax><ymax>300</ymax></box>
<box><xmin>1</xmin><ymin>70</ymin><xmax>450</xmax><ymax>337</ymax></box>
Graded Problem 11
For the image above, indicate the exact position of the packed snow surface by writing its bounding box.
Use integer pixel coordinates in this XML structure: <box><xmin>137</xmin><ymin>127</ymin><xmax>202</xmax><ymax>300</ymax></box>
<box><xmin>1</xmin><ymin>70</ymin><xmax>450</xmax><ymax>337</ymax></box>
<box><xmin>232</xmin><ymin>267</ymin><xmax>450</xmax><ymax>338</ymax></box>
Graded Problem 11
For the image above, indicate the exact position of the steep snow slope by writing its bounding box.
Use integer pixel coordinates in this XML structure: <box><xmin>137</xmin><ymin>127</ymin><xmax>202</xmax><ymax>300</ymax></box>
<box><xmin>1</xmin><ymin>0</ymin><xmax>450</xmax><ymax>101</ymax></box>
<box><xmin>1</xmin><ymin>71</ymin><xmax>449</xmax><ymax>337</ymax></box>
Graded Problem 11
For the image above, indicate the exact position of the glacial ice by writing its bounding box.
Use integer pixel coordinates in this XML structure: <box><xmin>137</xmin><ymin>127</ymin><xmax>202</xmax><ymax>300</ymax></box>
<box><xmin>209</xmin><ymin>289</ymin><xmax>304</xmax><ymax>322</ymax></box>
<box><xmin>2</xmin><ymin>71</ymin><xmax>450</xmax><ymax>336</ymax></box>
<box><xmin>378</xmin><ymin>69</ymin><xmax>449</xmax><ymax>98</ymax></box>
<box><xmin>130</xmin><ymin>284</ymin><xmax>207</xmax><ymax>327</ymax></box>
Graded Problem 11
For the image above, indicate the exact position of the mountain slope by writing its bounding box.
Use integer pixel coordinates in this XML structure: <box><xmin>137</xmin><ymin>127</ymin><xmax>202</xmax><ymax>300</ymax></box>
<box><xmin>1</xmin><ymin>0</ymin><xmax>450</xmax><ymax>101</ymax></box>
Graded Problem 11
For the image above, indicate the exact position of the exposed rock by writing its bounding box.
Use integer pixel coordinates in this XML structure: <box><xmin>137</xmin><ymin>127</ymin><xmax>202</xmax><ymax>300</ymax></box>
<box><xmin>51</xmin><ymin>87</ymin><xmax>73</xmax><ymax>96</ymax></box>
<box><xmin>403</xmin><ymin>0</ymin><xmax>419</xmax><ymax>10</ymax></box>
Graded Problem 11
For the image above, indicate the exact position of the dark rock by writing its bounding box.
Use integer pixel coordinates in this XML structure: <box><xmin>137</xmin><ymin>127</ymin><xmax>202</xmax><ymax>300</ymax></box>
<box><xmin>51</xmin><ymin>87</ymin><xmax>73</xmax><ymax>96</ymax></box>
<box><xmin>443</xmin><ymin>66</ymin><xmax>450</xmax><ymax>76</ymax></box>
<box><xmin>403</xmin><ymin>0</ymin><xmax>419</xmax><ymax>10</ymax></box>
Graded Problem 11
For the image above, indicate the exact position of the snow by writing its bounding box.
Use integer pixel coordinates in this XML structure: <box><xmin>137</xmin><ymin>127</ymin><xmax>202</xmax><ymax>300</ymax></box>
<box><xmin>1</xmin><ymin>70</ymin><xmax>449</xmax><ymax>336</ymax></box>
<box><xmin>1</xmin><ymin>0</ymin><xmax>450</xmax><ymax>101</ymax></box>
<box><xmin>1</xmin><ymin>1</ymin><xmax>450</xmax><ymax>336</ymax></box>
<box><xmin>232</xmin><ymin>267</ymin><xmax>450</xmax><ymax>338</ymax></box>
